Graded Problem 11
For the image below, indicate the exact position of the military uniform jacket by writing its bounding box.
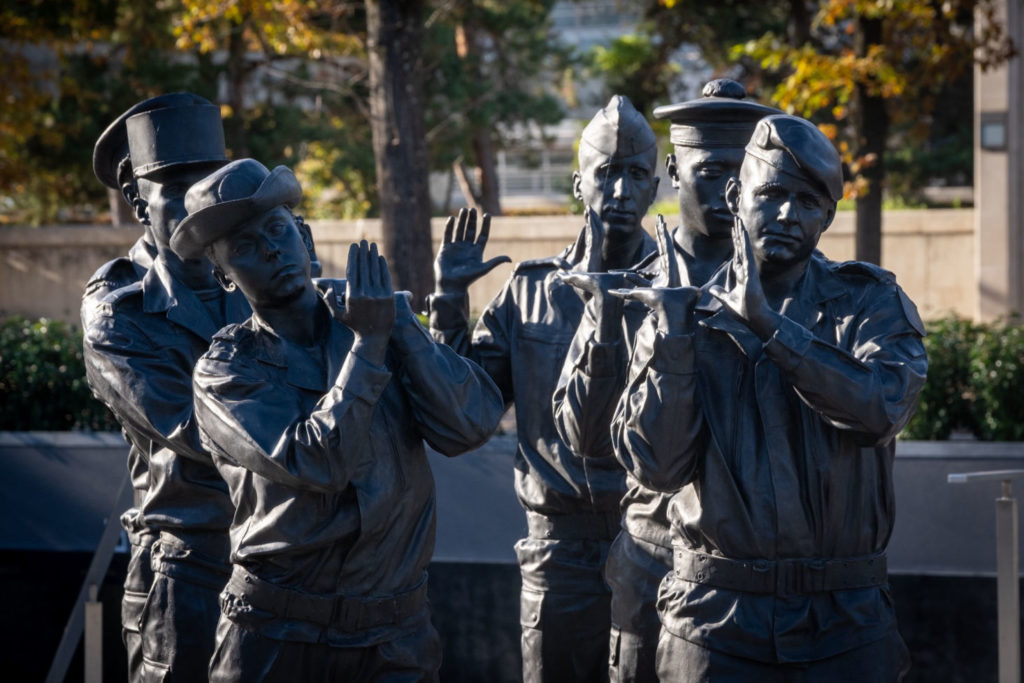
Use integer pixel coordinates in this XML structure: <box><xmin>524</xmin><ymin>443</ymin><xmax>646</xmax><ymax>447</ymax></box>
<box><xmin>611</xmin><ymin>256</ymin><xmax>927</xmax><ymax>663</ymax></box>
<box><xmin>553</xmin><ymin>231</ymin><xmax>705</xmax><ymax>548</ymax></box>
<box><xmin>84</xmin><ymin>255</ymin><xmax>250</xmax><ymax>557</ymax></box>
<box><xmin>81</xmin><ymin>236</ymin><xmax>159</xmax><ymax>538</ymax></box>
<box><xmin>428</xmin><ymin>226</ymin><xmax>656</xmax><ymax>518</ymax></box>
<box><xmin>192</xmin><ymin>283</ymin><xmax>503</xmax><ymax>645</ymax></box>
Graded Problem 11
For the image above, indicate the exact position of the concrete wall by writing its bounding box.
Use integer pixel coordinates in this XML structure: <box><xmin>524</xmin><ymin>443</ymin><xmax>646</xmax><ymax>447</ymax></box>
<box><xmin>0</xmin><ymin>209</ymin><xmax>973</xmax><ymax>325</ymax></box>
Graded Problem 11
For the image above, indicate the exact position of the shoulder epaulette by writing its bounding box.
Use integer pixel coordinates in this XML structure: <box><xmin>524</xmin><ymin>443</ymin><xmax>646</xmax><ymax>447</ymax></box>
<box><xmin>830</xmin><ymin>259</ymin><xmax>896</xmax><ymax>284</ymax></box>
<box><xmin>83</xmin><ymin>258</ymin><xmax>142</xmax><ymax>298</ymax></box>
<box><xmin>206</xmin><ymin>323</ymin><xmax>251</xmax><ymax>361</ymax></box>
<box><xmin>100</xmin><ymin>281</ymin><xmax>144</xmax><ymax>307</ymax></box>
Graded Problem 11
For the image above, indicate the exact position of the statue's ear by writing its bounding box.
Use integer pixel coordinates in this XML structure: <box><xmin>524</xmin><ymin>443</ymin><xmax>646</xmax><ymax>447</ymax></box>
<box><xmin>213</xmin><ymin>266</ymin><xmax>236</xmax><ymax>293</ymax></box>
<box><xmin>117</xmin><ymin>157</ymin><xmax>148</xmax><ymax>225</ymax></box>
<box><xmin>571</xmin><ymin>170</ymin><xmax>583</xmax><ymax>202</ymax></box>
<box><xmin>725</xmin><ymin>177</ymin><xmax>741</xmax><ymax>215</ymax></box>
<box><xmin>665</xmin><ymin>153</ymin><xmax>680</xmax><ymax>188</ymax></box>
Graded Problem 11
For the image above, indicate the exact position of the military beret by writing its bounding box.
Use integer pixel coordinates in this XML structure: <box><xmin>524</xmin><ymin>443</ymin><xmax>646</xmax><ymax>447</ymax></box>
<box><xmin>580</xmin><ymin>95</ymin><xmax>656</xmax><ymax>157</ymax></box>
<box><xmin>653</xmin><ymin>79</ymin><xmax>781</xmax><ymax>148</ymax></box>
<box><xmin>172</xmin><ymin>159</ymin><xmax>302</xmax><ymax>260</ymax></box>
<box><xmin>93</xmin><ymin>92</ymin><xmax>227</xmax><ymax>189</ymax></box>
<box><xmin>744</xmin><ymin>114</ymin><xmax>844</xmax><ymax>202</ymax></box>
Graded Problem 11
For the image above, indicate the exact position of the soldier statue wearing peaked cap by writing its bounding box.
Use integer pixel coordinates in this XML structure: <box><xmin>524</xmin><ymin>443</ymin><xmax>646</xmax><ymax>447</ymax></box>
<box><xmin>553</xmin><ymin>79</ymin><xmax>780</xmax><ymax>683</ymax></box>
<box><xmin>82</xmin><ymin>93</ymin><xmax>249</xmax><ymax>682</ymax></box>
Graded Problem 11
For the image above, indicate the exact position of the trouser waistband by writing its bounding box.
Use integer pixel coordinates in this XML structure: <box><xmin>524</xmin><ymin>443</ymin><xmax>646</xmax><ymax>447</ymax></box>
<box><xmin>225</xmin><ymin>565</ymin><xmax>429</xmax><ymax>633</ymax></box>
<box><xmin>526</xmin><ymin>510</ymin><xmax>620</xmax><ymax>541</ymax></box>
<box><xmin>673</xmin><ymin>546</ymin><xmax>887</xmax><ymax>597</ymax></box>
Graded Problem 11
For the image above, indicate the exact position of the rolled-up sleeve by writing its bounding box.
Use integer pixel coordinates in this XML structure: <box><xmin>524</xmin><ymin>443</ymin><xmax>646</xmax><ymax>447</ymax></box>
<box><xmin>85</xmin><ymin>314</ymin><xmax>208</xmax><ymax>463</ymax></box>
<box><xmin>611</xmin><ymin>319</ymin><xmax>706</xmax><ymax>492</ymax></box>
<box><xmin>553</xmin><ymin>300</ymin><xmax>627</xmax><ymax>459</ymax></box>
<box><xmin>763</xmin><ymin>284</ymin><xmax>927</xmax><ymax>444</ymax></box>
<box><xmin>194</xmin><ymin>348</ymin><xmax>390</xmax><ymax>493</ymax></box>
<box><xmin>391</xmin><ymin>316</ymin><xmax>504</xmax><ymax>456</ymax></box>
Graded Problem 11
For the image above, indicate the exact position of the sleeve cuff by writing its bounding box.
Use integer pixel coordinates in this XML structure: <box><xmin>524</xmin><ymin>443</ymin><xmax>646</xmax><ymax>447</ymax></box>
<box><xmin>336</xmin><ymin>351</ymin><xmax>393</xmax><ymax>404</ymax></box>
<box><xmin>580</xmin><ymin>336</ymin><xmax>621</xmax><ymax>378</ymax></box>
<box><xmin>648</xmin><ymin>331</ymin><xmax>695</xmax><ymax>375</ymax></box>
<box><xmin>426</xmin><ymin>291</ymin><xmax>470</xmax><ymax>331</ymax></box>
<box><xmin>762</xmin><ymin>316</ymin><xmax>814</xmax><ymax>373</ymax></box>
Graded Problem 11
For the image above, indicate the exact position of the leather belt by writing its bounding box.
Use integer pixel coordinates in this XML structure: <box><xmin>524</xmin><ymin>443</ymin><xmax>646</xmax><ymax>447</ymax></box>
<box><xmin>225</xmin><ymin>565</ymin><xmax>429</xmax><ymax>633</ymax></box>
<box><xmin>673</xmin><ymin>546</ymin><xmax>887</xmax><ymax>597</ymax></box>
<box><xmin>526</xmin><ymin>510</ymin><xmax>621</xmax><ymax>541</ymax></box>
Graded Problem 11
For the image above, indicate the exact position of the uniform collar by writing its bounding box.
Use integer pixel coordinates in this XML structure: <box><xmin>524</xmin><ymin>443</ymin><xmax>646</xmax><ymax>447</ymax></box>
<box><xmin>248</xmin><ymin>281</ymin><xmax>353</xmax><ymax>393</ymax></box>
<box><xmin>697</xmin><ymin>255</ymin><xmax>845</xmax><ymax>355</ymax></box>
<box><xmin>141</xmin><ymin>254</ymin><xmax>250</xmax><ymax>341</ymax></box>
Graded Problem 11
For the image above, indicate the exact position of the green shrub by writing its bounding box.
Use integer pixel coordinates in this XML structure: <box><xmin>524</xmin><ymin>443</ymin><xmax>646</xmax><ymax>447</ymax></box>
<box><xmin>901</xmin><ymin>316</ymin><xmax>979</xmax><ymax>440</ymax></box>
<box><xmin>2</xmin><ymin>313</ymin><xmax>1024</xmax><ymax>441</ymax></box>
<box><xmin>902</xmin><ymin>315</ymin><xmax>1024</xmax><ymax>441</ymax></box>
<box><xmin>969</xmin><ymin>316</ymin><xmax>1024</xmax><ymax>441</ymax></box>
<box><xmin>0</xmin><ymin>316</ymin><xmax>118</xmax><ymax>431</ymax></box>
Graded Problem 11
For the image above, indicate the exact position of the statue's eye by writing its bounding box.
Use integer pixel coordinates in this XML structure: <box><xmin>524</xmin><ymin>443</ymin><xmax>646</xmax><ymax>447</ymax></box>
<box><xmin>232</xmin><ymin>240</ymin><xmax>254</xmax><ymax>257</ymax></box>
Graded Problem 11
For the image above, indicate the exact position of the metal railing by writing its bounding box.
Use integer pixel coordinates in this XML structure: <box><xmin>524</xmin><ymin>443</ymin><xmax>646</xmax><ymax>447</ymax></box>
<box><xmin>948</xmin><ymin>469</ymin><xmax>1024</xmax><ymax>683</ymax></box>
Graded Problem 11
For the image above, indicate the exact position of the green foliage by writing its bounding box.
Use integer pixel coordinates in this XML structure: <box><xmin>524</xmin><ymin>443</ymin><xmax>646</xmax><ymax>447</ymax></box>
<box><xmin>970</xmin><ymin>318</ymin><xmax>1024</xmax><ymax>441</ymax></box>
<box><xmin>902</xmin><ymin>316</ymin><xmax>978</xmax><ymax>440</ymax></box>
<box><xmin>424</xmin><ymin>0</ymin><xmax>569</xmax><ymax>171</ymax></box>
<box><xmin>586</xmin><ymin>33</ymin><xmax>678</xmax><ymax>116</ymax></box>
<box><xmin>903</xmin><ymin>315</ymin><xmax>1024</xmax><ymax>441</ymax></box>
<box><xmin>0</xmin><ymin>316</ymin><xmax>118</xmax><ymax>431</ymax></box>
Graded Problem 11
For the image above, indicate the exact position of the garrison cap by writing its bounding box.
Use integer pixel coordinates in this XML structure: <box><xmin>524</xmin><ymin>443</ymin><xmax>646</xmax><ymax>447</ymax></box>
<box><xmin>172</xmin><ymin>159</ymin><xmax>302</xmax><ymax>259</ymax></box>
<box><xmin>745</xmin><ymin>114</ymin><xmax>844</xmax><ymax>202</ymax></box>
<box><xmin>93</xmin><ymin>93</ymin><xmax>227</xmax><ymax>189</ymax></box>
<box><xmin>579</xmin><ymin>95</ymin><xmax>656</xmax><ymax>157</ymax></box>
<box><xmin>653</xmin><ymin>79</ymin><xmax>780</xmax><ymax>148</ymax></box>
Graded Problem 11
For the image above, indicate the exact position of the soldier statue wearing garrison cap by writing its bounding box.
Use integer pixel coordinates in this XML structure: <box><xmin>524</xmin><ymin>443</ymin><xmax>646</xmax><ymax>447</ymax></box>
<box><xmin>553</xmin><ymin>79</ymin><xmax>779</xmax><ymax>683</ymax></box>
<box><xmin>612</xmin><ymin>114</ymin><xmax>926</xmax><ymax>681</ymax></box>
<box><xmin>82</xmin><ymin>94</ymin><xmax>252</xmax><ymax>681</ymax></box>
<box><xmin>427</xmin><ymin>95</ymin><xmax>660</xmax><ymax>682</ymax></box>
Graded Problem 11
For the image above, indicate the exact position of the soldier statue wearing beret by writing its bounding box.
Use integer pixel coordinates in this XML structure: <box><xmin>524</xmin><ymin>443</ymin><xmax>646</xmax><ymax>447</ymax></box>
<box><xmin>552</xmin><ymin>80</ymin><xmax>779</xmax><ymax>683</ymax></box>
<box><xmin>427</xmin><ymin>96</ymin><xmax>660</xmax><ymax>682</ymax></box>
<box><xmin>183</xmin><ymin>159</ymin><xmax>503</xmax><ymax>681</ymax></box>
<box><xmin>612</xmin><ymin>115</ymin><xmax>926</xmax><ymax>681</ymax></box>
<box><xmin>82</xmin><ymin>94</ymin><xmax>253</xmax><ymax>681</ymax></box>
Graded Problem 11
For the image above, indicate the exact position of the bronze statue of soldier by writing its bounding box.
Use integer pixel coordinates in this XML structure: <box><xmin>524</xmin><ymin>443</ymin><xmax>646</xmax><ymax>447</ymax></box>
<box><xmin>552</xmin><ymin>79</ymin><xmax>779</xmax><ymax>683</ymax></box>
<box><xmin>612</xmin><ymin>115</ymin><xmax>926</xmax><ymax>682</ymax></box>
<box><xmin>183</xmin><ymin>159</ymin><xmax>503</xmax><ymax>681</ymax></box>
<box><xmin>428</xmin><ymin>95</ymin><xmax>659</xmax><ymax>682</ymax></box>
<box><xmin>84</xmin><ymin>93</ymin><xmax>247</xmax><ymax>681</ymax></box>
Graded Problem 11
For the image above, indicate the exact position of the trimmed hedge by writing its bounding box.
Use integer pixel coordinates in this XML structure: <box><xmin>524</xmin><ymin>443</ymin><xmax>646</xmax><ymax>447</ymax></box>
<box><xmin>1</xmin><ymin>314</ymin><xmax>1022</xmax><ymax>440</ymax></box>
<box><xmin>0</xmin><ymin>316</ymin><xmax>118</xmax><ymax>431</ymax></box>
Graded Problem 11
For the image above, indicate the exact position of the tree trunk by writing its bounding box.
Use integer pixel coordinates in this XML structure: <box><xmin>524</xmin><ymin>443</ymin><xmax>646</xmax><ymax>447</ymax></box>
<box><xmin>853</xmin><ymin>16</ymin><xmax>887</xmax><ymax>265</ymax></box>
<box><xmin>453</xmin><ymin>158</ymin><xmax>482</xmax><ymax>211</ymax></box>
<box><xmin>472</xmin><ymin>129</ymin><xmax>502</xmax><ymax>215</ymax></box>
<box><xmin>455</xmin><ymin>17</ymin><xmax>502</xmax><ymax>216</ymax></box>
<box><xmin>366</xmin><ymin>0</ymin><xmax>434</xmax><ymax>307</ymax></box>
<box><xmin>787</xmin><ymin>0</ymin><xmax>812</xmax><ymax>46</ymax></box>
<box><xmin>225</xmin><ymin>21</ymin><xmax>250</xmax><ymax>158</ymax></box>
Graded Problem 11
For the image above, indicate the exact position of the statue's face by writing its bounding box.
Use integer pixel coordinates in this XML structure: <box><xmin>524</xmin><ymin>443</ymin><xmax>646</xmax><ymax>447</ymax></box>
<box><xmin>137</xmin><ymin>165</ymin><xmax>220</xmax><ymax>250</ymax></box>
<box><xmin>212</xmin><ymin>206</ymin><xmax>312</xmax><ymax>308</ymax></box>
<box><xmin>728</xmin><ymin>156</ymin><xmax>835</xmax><ymax>273</ymax></box>
<box><xmin>670</xmin><ymin>145</ymin><xmax>745</xmax><ymax>239</ymax></box>
<box><xmin>573</xmin><ymin>145</ymin><xmax>659</xmax><ymax>239</ymax></box>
